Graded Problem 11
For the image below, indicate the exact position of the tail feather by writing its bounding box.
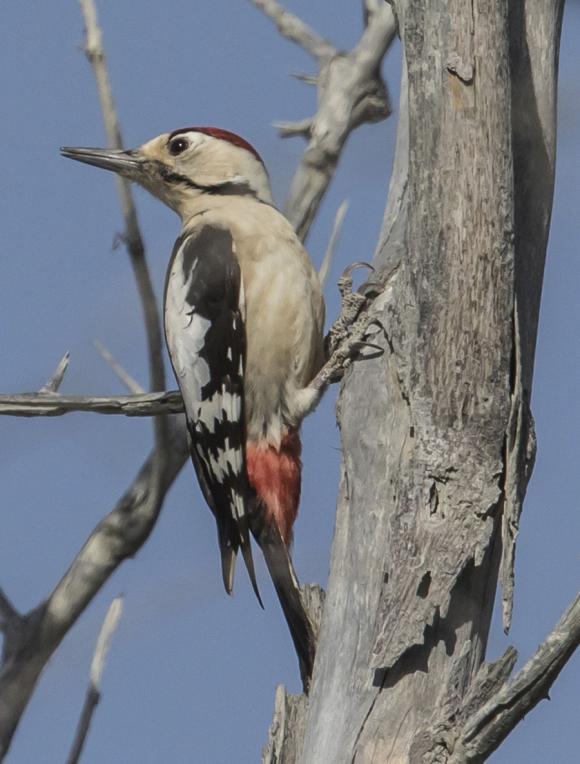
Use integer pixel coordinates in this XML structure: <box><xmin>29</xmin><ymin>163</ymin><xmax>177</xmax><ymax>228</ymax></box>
<box><xmin>219</xmin><ymin>545</ymin><xmax>236</xmax><ymax>595</ymax></box>
<box><xmin>238</xmin><ymin>518</ymin><xmax>264</xmax><ymax>608</ymax></box>
<box><xmin>209</xmin><ymin>425</ymin><xmax>313</xmax><ymax>684</ymax></box>
<box><xmin>216</xmin><ymin>517</ymin><xmax>237</xmax><ymax>594</ymax></box>
<box><xmin>252</xmin><ymin>511</ymin><xmax>316</xmax><ymax>690</ymax></box>
<box><xmin>217</xmin><ymin>515</ymin><xmax>263</xmax><ymax>608</ymax></box>
<box><xmin>245</xmin><ymin>429</ymin><xmax>314</xmax><ymax>685</ymax></box>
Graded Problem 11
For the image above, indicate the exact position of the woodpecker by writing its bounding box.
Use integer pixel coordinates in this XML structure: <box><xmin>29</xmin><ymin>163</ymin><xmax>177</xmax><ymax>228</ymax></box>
<box><xmin>61</xmin><ymin>128</ymin><xmax>325</xmax><ymax>650</ymax></box>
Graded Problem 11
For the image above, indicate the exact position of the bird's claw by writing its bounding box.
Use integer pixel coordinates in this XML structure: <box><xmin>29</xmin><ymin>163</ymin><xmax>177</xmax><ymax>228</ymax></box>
<box><xmin>318</xmin><ymin>266</ymin><xmax>387</xmax><ymax>390</ymax></box>
<box><xmin>339</xmin><ymin>261</ymin><xmax>374</xmax><ymax>285</ymax></box>
<box><xmin>308</xmin><ymin>299</ymin><xmax>386</xmax><ymax>402</ymax></box>
<box><xmin>337</xmin><ymin>262</ymin><xmax>374</xmax><ymax>311</ymax></box>
<box><xmin>325</xmin><ymin>263</ymin><xmax>378</xmax><ymax>358</ymax></box>
<box><xmin>349</xmin><ymin>339</ymin><xmax>384</xmax><ymax>361</ymax></box>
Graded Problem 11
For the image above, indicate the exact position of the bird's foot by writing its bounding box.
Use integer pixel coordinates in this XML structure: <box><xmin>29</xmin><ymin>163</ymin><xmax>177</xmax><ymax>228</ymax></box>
<box><xmin>316</xmin><ymin>263</ymin><xmax>385</xmax><ymax>389</ymax></box>
<box><xmin>324</xmin><ymin>262</ymin><xmax>372</xmax><ymax>358</ymax></box>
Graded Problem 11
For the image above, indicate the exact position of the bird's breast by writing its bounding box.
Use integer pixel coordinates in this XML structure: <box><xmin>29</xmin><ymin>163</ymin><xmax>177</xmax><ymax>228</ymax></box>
<box><xmin>233</xmin><ymin>228</ymin><xmax>324</xmax><ymax>445</ymax></box>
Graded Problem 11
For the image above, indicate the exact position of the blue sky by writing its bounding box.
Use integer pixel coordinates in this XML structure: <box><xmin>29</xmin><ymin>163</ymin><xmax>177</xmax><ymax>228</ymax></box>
<box><xmin>0</xmin><ymin>2</ymin><xmax>578</xmax><ymax>762</ymax></box>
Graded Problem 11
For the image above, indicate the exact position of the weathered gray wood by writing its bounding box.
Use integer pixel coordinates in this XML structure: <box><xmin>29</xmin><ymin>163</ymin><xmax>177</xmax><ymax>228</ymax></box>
<box><xmin>250</xmin><ymin>0</ymin><xmax>397</xmax><ymax>241</ymax></box>
<box><xmin>263</xmin><ymin>687</ymin><xmax>307</xmax><ymax>764</ymax></box>
<box><xmin>450</xmin><ymin>594</ymin><xmax>580</xmax><ymax>762</ymax></box>
<box><xmin>0</xmin><ymin>390</ymin><xmax>184</xmax><ymax>417</ymax></box>
<box><xmin>294</xmin><ymin>2</ymin><xmax>566</xmax><ymax>762</ymax></box>
<box><xmin>500</xmin><ymin>0</ymin><xmax>564</xmax><ymax>631</ymax></box>
<box><xmin>299</xmin><ymin>584</ymin><xmax>325</xmax><ymax>641</ymax></box>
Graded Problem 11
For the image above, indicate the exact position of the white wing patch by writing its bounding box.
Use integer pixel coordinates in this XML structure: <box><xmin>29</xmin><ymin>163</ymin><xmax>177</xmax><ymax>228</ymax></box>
<box><xmin>164</xmin><ymin>227</ymin><xmax>263</xmax><ymax>600</ymax></box>
<box><xmin>164</xmin><ymin>250</ymin><xmax>211</xmax><ymax>403</ymax></box>
<box><xmin>164</xmin><ymin>234</ymin><xmax>247</xmax><ymax>523</ymax></box>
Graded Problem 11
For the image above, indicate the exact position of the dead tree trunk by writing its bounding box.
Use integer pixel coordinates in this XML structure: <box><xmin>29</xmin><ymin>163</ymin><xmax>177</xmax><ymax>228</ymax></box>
<box><xmin>265</xmin><ymin>2</ymin><xmax>571</xmax><ymax>762</ymax></box>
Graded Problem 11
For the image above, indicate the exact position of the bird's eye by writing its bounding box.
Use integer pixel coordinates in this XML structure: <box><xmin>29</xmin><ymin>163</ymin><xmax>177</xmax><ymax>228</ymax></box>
<box><xmin>169</xmin><ymin>137</ymin><xmax>189</xmax><ymax>156</ymax></box>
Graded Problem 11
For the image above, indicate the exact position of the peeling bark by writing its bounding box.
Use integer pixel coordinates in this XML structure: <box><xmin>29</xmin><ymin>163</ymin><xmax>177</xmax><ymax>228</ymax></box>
<box><xmin>500</xmin><ymin>0</ymin><xmax>564</xmax><ymax>631</ymax></box>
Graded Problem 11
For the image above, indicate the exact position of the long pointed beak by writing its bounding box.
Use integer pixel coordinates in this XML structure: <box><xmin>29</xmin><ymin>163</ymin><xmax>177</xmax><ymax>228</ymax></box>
<box><xmin>60</xmin><ymin>146</ymin><xmax>145</xmax><ymax>178</ymax></box>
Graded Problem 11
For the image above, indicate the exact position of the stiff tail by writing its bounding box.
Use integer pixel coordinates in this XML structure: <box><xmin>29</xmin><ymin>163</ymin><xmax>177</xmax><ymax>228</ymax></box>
<box><xmin>246</xmin><ymin>430</ymin><xmax>316</xmax><ymax>688</ymax></box>
<box><xmin>251</xmin><ymin>514</ymin><xmax>316</xmax><ymax>690</ymax></box>
<box><xmin>217</xmin><ymin>515</ymin><xmax>263</xmax><ymax>608</ymax></box>
<box><xmin>246</xmin><ymin>430</ymin><xmax>302</xmax><ymax>545</ymax></box>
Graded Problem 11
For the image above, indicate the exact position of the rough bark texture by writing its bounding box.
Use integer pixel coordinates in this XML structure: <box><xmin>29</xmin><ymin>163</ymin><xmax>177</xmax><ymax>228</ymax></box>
<box><xmin>264</xmin><ymin>1</ymin><xmax>566</xmax><ymax>762</ymax></box>
<box><xmin>305</xmin><ymin>3</ymin><xmax>514</xmax><ymax>758</ymax></box>
<box><xmin>500</xmin><ymin>0</ymin><xmax>564</xmax><ymax>631</ymax></box>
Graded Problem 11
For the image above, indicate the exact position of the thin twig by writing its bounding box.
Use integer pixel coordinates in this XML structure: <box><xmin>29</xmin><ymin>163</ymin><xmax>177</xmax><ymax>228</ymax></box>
<box><xmin>94</xmin><ymin>340</ymin><xmax>145</xmax><ymax>394</ymax></box>
<box><xmin>290</xmin><ymin>72</ymin><xmax>318</xmax><ymax>86</ymax></box>
<box><xmin>78</xmin><ymin>0</ymin><xmax>167</xmax><ymax>415</ymax></box>
<box><xmin>362</xmin><ymin>0</ymin><xmax>384</xmax><ymax>24</ymax></box>
<box><xmin>319</xmin><ymin>200</ymin><xmax>349</xmax><ymax>289</ymax></box>
<box><xmin>251</xmin><ymin>0</ymin><xmax>396</xmax><ymax>240</ymax></box>
<box><xmin>248</xmin><ymin>0</ymin><xmax>336</xmax><ymax>61</ymax></box>
<box><xmin>39</xmin><ymin>353</ymin><xmax>71</xmax><ymax>394</ymax></box>
<box><xmin>0</xmin><ymin>589</ymin><xmax>19</xmax><ymax>635</ymax></box>
<box><xmin>273</xmin><ymin>118</ymin><xmax>313</xmax><ymax>139</ymax></box>
<box><xmin>90</xmin><ymin>598</ymin><xmax>124</xmax><ymax>688</ymax></box>
<box><xmin>0</xmin><ymin>390</ymin><xmax>183</xmax><ymax>418</ymax></box>
<box><xmin>0</xmin><ymin>418</ymin><xmax>189</xmax><ymax>758</ymax></box>
<box><xmin>66</xmin><ymin>598</ymin><xmax>123</xmax><ymax>764</ymax></box>
<box><xmin>0</xmin><ymin>5</ymin><xmax>184</xmax><ymax>751</ymax></box>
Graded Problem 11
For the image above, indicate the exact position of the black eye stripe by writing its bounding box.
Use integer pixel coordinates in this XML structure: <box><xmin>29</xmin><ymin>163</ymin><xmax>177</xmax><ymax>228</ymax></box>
<box><xmin>169</xmin><ymin>137</ymin><xmax>189</xmax><ymax>156</ymax></box>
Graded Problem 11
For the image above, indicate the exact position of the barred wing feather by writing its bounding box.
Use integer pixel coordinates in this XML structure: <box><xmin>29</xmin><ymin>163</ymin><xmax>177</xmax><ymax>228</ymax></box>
<box><xmin>164</xmin><ymin>224</ymin><xmax>261</xmax><ymax>604</ymax></box>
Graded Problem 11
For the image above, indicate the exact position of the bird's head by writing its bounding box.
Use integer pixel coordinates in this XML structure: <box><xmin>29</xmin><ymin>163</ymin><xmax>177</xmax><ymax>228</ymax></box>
<box><xmin>61</xmin><ymin>127</ymin><xmax>273</xmax><ymax>218</ymax></box>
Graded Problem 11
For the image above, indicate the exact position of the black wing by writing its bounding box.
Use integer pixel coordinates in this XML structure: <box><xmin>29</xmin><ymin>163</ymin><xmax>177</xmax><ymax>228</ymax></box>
<box><xmin>164</xmin><ymin>224</ymin><xmax>261</xmax><ymax>604</ymax></box>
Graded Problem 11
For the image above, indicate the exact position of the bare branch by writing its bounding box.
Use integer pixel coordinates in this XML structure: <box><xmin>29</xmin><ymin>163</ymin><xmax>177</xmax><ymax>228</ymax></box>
<box><xmin>0</xmin><ymin>589</ymin><xmax>19</xmax><ymax>635</ymax></box>
<box><xmin>319</xmin><ymin>200</ymin><xmax>349</xmax><ymax>288</ymax></box>
<box><xmin>0</xmin><ymin>5</ymin><xmax>184</xmax><ymax>755</ymax></box>
<box><xmin>94</xmin><ymin>339</ymin><xmax>145</xmax><ymax>394</ymax></box>
<box><xmin>250</xmin><ymin>0</ymin><xmax>396</xmax><ymax>249</ymax></box>
<box><xmin>281</xmin><ymin>2</ymin><xmax>397</xmax><ymax>240</ymax></box>
<box><xmin>363</xmin><ymin>0</ymin><xmax>384</xmax><ymax>15</ymax></box>
<box><xmin>0</xmin><ymin>390</ymin><xmax>183</xmax><ymax>418</ymax></box>
<box><xmin>66</xmin><ymin>597</ymin><xmax>123</xmax><ymax>764</ymax></box>
<box><xmin>248</xmin><ymin>0</ymin><xmax>336</xmax><ymax>61</ymax></box>
<box><xmin>273</xmin><ymin>118</ymin><xmax>313</xmax><ymax>139</ymax></box>
<box><xmin>78</xmin><ymin>0</ymin><xmax>166</xmax><ymax>411</ymax></box>
<box><xmin>290</xmin><ymin>72</ymin><xmax>318</xmax><ymax>86</ymax></box>
<box><xmin>39</xmin><ymin>353</ymin><xmax>70</xmax><ymax>394</ymax></box>
<box><xmin>451</xmin><ymin>594</ymin><xmax>580</xmax><ymax>762</ymax></box>
<box><xmin>0</xmin><ymin>418</ymin><xmax>189</xmax><ymax>757</ymax></box>
<box><xmin>90</xmin><ymin>597</ymin><xmax>123</xmax><ymax>688</ymax></box>
<box><xmin>459</xmin><ymin>647</ymin><xmax>519</xmax><ymax>722</ymax></box>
